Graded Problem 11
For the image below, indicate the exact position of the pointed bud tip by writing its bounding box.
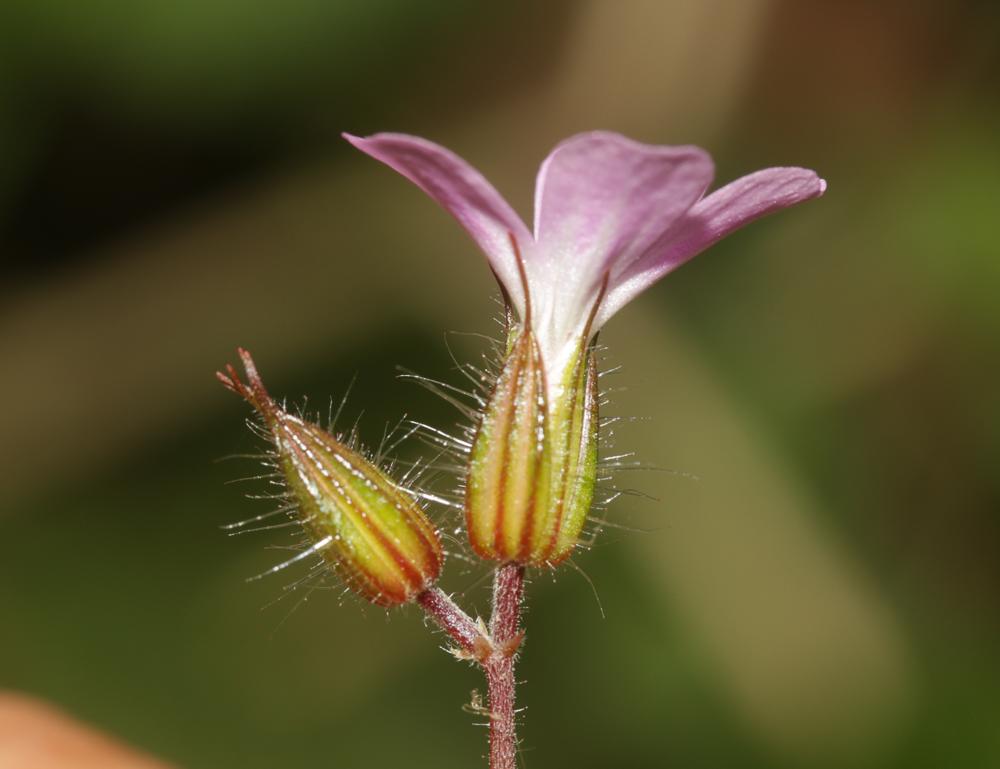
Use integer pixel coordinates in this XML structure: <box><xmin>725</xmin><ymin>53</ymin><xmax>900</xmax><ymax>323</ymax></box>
<box><xmin>216</xmin><ymin>348</ymin><xmax>275</xmax><ymax>418</ymax></box>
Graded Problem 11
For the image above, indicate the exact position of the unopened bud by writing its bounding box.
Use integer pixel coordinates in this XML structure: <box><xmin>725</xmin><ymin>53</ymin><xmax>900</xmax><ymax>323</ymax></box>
<box><xmin>218</xmin><ymin>349</ymin><xmax>443</xmax><ymax>606</ymax></box>
<box><xmin>465</xmin><ymin>329</ymin><xmax>598</xmax><ymax>567</ymax></box>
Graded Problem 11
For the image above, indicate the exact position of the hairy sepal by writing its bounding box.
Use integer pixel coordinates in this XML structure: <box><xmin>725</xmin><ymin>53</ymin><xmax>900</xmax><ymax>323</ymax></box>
<box><xmin>219</xmin><ymin>349</ymin><xmax>443</xmax><ymax>607</ymax></box>
<box><xmin>465</xmin><ymin>328</ymin><xmax>598</xmax><ymax>566</ymax></box>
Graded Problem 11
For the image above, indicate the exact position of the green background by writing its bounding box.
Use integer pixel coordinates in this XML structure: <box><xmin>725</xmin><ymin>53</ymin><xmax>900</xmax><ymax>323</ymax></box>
<box><xmin>2</xmin><ymin>1</ymin><xmax>998</xmax><ymax>767</ymax></box>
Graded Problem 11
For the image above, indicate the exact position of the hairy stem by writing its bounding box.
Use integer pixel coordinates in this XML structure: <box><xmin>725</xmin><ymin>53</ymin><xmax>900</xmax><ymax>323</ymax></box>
<box><xmin>418</xmin><ymin>566</ymin><xmax>525</xmax><ymax>769</ymax></box>
<box><xmin>487</xmin><ymin>563</ymin><xmax>525</xmax><ymax>769</ymax></box>
<box><xmin>417</xmin><ymin>587</ymin><xmax>487</xmax><ymax>657</ymax></box>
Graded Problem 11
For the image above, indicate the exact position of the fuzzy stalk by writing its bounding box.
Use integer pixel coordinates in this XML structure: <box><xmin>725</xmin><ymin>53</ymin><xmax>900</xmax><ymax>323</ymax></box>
<box><xmin>486</xmin><ymin>563</ymin><xmax>525</xmax><ymax>769</ymax></box>
<box><xmin>417</xmin><ymin>587</ymin><xmax>488</xmax><ymax>658</ymax></box>
<box><xmin>418</xmin><ymin>568</ymin><xmax>525</xmax><ymax>769</ymax></box>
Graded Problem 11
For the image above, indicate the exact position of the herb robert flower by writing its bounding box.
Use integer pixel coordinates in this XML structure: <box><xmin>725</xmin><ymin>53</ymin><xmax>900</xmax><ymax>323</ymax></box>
<box><xmin>346</xmin><ymin>131</ymin><xmax>825</xmax><ymax>567</ymax></box>
<box><xmin>218</xmin><ymin>348</ymin><xmax>443</xmax><ymax>605</ymax></box>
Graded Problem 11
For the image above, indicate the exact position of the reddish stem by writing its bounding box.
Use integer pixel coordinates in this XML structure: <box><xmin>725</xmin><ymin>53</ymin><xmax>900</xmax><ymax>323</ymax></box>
<box><xmin>416</xmin><ymin>588</ymin><xmax>489</xmax><ymax>659</ymax></box>
<box><xmin>486</xmin><ymin>563</ymin><xmax>525</xmax><ymax>769</ymax></box>
<box><xmin>418</xmin><ymin>565</ymin><xmax>525</xmax><ymax>769</ymax></box>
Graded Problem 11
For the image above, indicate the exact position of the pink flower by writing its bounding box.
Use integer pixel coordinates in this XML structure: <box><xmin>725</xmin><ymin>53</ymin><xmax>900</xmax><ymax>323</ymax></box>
<box><xmin>346</xmin><ymin>130</ymin><xmax>825</xmax><ymax>566</ymax></box>
<box><xmin>345</xmin><ymin>130</ymin><xmax>825</xmax><ymax>380</ymax></box>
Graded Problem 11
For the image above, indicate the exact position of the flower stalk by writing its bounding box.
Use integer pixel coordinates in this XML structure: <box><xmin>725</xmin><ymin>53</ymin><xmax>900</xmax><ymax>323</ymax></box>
<box><xmin>486</xmin><ymin>563</ymin><xmax>525</xmax><ymax>769</ymax></box>
<box><xmin>416</xmin><ymin>567</ymin><xmax>525</xmax><ymax>769</ymax></box>
<box><xmin>415</xmin><ymin>587</ymin><xmax>490</xmax><ymax>660</ymax></box>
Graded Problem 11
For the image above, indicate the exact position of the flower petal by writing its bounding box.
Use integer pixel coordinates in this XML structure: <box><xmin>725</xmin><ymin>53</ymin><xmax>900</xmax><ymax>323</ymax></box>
<box><xmin>344</xmin><ymin>132</ymin><xmax>532</xmax><ymax>312</ymax></box>
<box><xmin>533</xmin><ymin>131</ymin><xmax>714</xmax><ymax>281</ymax></box>
<box><xmin>530</xmin><ymin>132</ymin><xmax>713</xmax><ymax>350</ymax></box>
<box><xmin>598</xmin><ymin>167</ymin><xmax>827</xmax><ymax>327</ymax></box>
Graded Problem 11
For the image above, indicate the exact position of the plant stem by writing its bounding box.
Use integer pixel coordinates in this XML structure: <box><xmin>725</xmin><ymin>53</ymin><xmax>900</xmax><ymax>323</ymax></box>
<box><xmin>417</xmin><ymin>565</ymin><xmax>525</xmax><ymax>769</ymax></box>
<box><xmin>416</xmin><ymin>587</ymin><xmax>486</xmax><ymax>657</ymax></box>
<box><xmin>487</xmin><ymin>563</ymin><xmax>525</xmax><ymax>769</ymax></box>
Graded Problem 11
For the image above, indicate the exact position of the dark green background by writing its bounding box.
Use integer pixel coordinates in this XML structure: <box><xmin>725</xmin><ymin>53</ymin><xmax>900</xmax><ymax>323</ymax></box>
<box><xmin>2</xmin><ymin>1</ymin><xmax>998</xmax><ymax>767</ymax></box>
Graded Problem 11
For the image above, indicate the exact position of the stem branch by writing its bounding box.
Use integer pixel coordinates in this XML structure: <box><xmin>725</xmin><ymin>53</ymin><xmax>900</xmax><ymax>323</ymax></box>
<box><xmin>417</xmin><ymin>587</ymin><xmax>487</xmax><ymax>657</ymax></box>
<box><xmin>418</xmin><ymin>565</ymin><xmax>525</xmax><ymax>769</ymax></box>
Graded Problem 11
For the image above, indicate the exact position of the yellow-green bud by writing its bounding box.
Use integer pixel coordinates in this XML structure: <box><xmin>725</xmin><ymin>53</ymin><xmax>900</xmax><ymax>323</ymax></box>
<box><xmin>465</xmin><ymin>327</ymin><xmax>599</xmax><ymax>567</ymax></box>
<box><xmin>218</xmin><ymin>349</ymin><xmax>443</xmax><ymax>606</ymax></box>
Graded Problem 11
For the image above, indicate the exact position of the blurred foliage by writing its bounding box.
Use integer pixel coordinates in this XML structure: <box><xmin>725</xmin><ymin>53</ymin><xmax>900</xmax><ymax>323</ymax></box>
<box><xmin>1</xmin><ymin>1</ymin><xmax>999</xmax><ymax>768</ymax></box>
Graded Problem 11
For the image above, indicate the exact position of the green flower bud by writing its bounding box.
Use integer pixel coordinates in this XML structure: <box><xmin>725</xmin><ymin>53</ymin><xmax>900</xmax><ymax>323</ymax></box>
<box><xmin>218</xmin><ymin>349</ymin><xmax>443</xmax><ymax>606</ymax></box>
<box><xmin>465</xmin><ymin>327</ymin><xmax>599</xmax><ymax>567</ymax></box>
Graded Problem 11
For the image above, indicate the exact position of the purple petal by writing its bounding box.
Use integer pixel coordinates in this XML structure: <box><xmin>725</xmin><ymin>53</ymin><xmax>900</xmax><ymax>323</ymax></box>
<box><xmin>533</xmin><ymin>132</ymin><xmax>714</xmax><ymax>280</ymax></box>
<box><xmin>344</xmin><ymin>132</ymin><xmax>532</xmax><ymax>312</ymax></box>
<box><xmin>598</xmin><ymin>166</ymin><xmax>827</xmax><ymax>326</ymax></box>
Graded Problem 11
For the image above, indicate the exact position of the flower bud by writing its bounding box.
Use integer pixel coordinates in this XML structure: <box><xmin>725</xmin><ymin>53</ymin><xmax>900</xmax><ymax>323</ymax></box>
<box><xmin>465</xmin><ymin>328</ymin><xmax>598</xmax><ymax>567</ymax></box>
<box><xmin>218</xmin><ymin>349</ymin><xmax>443</xmax><ymax>606</ymax></box>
